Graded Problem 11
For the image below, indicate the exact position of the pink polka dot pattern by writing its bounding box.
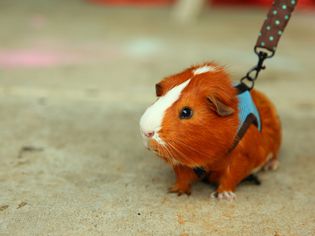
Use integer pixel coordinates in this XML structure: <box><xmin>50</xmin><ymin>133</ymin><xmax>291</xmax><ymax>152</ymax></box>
<box><xmin>255</xmin><ymin>0</ymin><xmax>297</xmax><ymax>54</ymax></box>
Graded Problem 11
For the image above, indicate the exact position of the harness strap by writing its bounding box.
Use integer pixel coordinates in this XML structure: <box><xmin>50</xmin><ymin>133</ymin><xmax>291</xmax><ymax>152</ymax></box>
<box><xmin>193</xmin><ymin>114</ymin><xmax>258</xmax><ymax>178</ymax></box>
<box><xmin>193</xmin><ymin>87</ymin><xmax>260</xmax><ymax>177</ymax></box>
<box><xmin>228</xmin><ymin>113</ymin><xmax>258</xmax><ymax>153</ymax></box>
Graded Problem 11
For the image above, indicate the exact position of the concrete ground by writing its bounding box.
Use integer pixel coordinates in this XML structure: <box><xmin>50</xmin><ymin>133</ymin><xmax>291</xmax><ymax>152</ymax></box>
<box><xmin>0</xmin><ymin>0</ymin><xmax>315</xmax><ymax>235</ymax></box>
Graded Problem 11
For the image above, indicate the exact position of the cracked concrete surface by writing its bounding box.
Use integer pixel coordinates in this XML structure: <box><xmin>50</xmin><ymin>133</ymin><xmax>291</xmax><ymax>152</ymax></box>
<box><xmin>0</xmin><ymin>0</ymin><xmax>315</xmax><ymax>235</ymax></box>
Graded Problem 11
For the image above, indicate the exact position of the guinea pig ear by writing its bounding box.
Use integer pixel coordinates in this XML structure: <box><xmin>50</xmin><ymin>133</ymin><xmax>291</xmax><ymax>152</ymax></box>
<box><xmin>207</xmin><ymin>96</ymin><xmax>235</xmax><ymax>117</ymax></box>
<box><xmin>155</xmin><ymin>83</ymin><xmax>163</xmax><ymax>97</ymax></box>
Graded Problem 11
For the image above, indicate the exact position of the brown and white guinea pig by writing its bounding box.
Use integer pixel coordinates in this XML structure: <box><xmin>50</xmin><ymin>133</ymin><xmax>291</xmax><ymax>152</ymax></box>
<box><xmin>139</xmin><ymin>63</ymin><xmax>281</xmax><ymax>200</ymax></box>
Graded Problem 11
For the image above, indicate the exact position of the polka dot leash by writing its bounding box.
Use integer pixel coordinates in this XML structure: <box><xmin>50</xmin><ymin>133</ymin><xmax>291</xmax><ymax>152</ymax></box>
<box><xmin>238</xmin><ymin>0</ymin><xmax>298</xmax><ymax>92</ymax></box>
<box><xmin>256</xmin><ymin>0</ymin><xmax>297</xmax><ymax>54</ymax></box>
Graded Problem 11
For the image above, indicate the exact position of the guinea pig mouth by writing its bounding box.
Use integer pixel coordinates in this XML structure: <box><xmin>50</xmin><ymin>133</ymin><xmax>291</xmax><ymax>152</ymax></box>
<box><xmin>142</xmin><ymin>137</ymin><xmax>156</xmax><ymax>152</ymax></box>
<box><xmin>140</xmin><ymin>131</ymin><xmax>173</xmax><ymax>159</ymax></box>
<box><xmin>144</xmin><ymin>138</ymin><xmax>159</xmax><ymax>152</ymax></box>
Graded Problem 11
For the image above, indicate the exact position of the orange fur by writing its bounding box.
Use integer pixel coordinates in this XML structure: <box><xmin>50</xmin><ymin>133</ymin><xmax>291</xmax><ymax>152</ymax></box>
<box><xmin>147</xmin><ymin>63</ymin><xmax>281</xmax><ymax>197</ymax></box>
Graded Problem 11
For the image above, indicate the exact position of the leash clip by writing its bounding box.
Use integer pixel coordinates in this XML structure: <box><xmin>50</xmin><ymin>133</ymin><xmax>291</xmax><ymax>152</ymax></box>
<box><xmin>240</xmin><ymin>51</ymin><xmax>268</xmax><ymax>90</ymax></box>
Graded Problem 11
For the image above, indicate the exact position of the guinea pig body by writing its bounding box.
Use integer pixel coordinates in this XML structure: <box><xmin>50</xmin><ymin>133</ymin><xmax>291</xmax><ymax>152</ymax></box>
<box><xmin>140</xmin><ymin>63</ymin><xmax>281</xmax><ymax>200</ymax></box>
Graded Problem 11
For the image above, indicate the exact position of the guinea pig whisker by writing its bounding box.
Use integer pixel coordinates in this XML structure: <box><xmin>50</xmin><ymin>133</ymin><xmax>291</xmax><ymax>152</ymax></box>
<box><xmin>171</xmin><ymin>139</ymin><xmax>206</xmax><ymax>156</ymax></box>
<box><xmin>167</xmin><ymin>142</ymin><xmax>184</xmax><ymax>157</ymax></box>
<box><xmin>163</xmin><ymin>145</ymin><xmax>180</xmax><ymax>165</ymax></box>
<box><xmin>158</xmin><ymin>144</ymin><xmax>177</xmax><ymax>165</ymax></box>
<box><xmin>170</xmin><ymin>139</ymin><xmax>209</xmax><ymax>161</ymax></box>
<box><xmin>159</xmin><ymin>145</ymin><xmax>171</xmax><ymax>158</ymax></box>
<box><xmin>167</xmin><ymin>141</ymin><xmax>197</xmax><ymax>166</ymax></box>
<box><xmin>157</xmin><ymin>145</ymin><xmax>172</xmax><ymax>159</ymax></box>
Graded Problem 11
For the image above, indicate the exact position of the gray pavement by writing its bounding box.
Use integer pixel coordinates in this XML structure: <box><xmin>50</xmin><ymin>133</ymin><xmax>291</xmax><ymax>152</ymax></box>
<box><xmin>0</xmin><ymin>1</ymin><xmax>315</xmax><ymax>235</ymax></box>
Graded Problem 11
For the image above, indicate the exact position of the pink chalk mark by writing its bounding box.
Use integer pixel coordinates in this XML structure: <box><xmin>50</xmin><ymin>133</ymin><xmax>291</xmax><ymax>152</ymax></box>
<box><xmin>30</xmin><ymin>15</ymin><xmax>46</xmax><ymax>29</ymax></box>
<box><xmin>0</xmin><ymin>50</ymin><xmax>74</xmax><ymax>68</ymax></box>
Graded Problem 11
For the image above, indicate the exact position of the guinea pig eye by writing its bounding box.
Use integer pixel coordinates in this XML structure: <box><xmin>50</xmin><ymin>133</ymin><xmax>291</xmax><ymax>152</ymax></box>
<box><xmin>179</xmin><ymin>107</ymin><xmax>193</xmax><ymax>119</ymax></box>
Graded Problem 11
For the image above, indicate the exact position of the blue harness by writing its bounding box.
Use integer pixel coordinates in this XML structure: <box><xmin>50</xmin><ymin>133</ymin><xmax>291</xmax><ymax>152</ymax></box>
<box><xmin>193</xmin><ymin>86</ymin><xmax>261</xmax><ymax>178</ymax></box>
<box><xmin>237</xmin><ymin>89</ymin><xmax>261</xmax><ymax>132</ymax></box>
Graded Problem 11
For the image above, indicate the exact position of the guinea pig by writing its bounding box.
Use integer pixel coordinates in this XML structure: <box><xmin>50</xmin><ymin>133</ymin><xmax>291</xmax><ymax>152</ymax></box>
<box><xmin>139</xmin><ymin>63</ymin><xmax>281</xmax><ymax>200</ymax></box>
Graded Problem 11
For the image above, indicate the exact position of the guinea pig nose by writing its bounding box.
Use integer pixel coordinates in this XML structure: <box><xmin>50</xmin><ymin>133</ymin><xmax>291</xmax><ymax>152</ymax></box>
<box><xmin>144</xmin><ymin>131</ymin><xmax>155</xmax><ymax>138</ymax></box>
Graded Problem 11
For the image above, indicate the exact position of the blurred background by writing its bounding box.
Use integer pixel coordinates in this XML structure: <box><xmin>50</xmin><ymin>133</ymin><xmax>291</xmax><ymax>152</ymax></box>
<box><xmin>0</xmin><ymin>0</ymin><xmax>315</xmax><ymax>235</ymax></box>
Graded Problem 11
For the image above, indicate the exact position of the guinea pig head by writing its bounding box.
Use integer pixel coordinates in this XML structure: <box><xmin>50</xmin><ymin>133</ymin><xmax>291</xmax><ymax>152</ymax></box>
<box><xmin>140</xmin><ymin>64</ymin><xmax>239</xmax><ymax>168</ymax></box>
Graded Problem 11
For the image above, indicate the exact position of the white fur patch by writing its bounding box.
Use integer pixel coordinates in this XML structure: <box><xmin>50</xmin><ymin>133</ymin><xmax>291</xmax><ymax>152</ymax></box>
<box><xmin>140</xmin><ymin>79</ymin><xmax>191</xmax><ymax>140</ymax></box>
<box><xmin>152</xmin><ymin>132</ymin><xmax>166</xmax><ymax>146</ymax></box>
<box><xmin>193</xmin><ymin>65</ymin><xmax>217</xmax><ymax>75</ymax></box>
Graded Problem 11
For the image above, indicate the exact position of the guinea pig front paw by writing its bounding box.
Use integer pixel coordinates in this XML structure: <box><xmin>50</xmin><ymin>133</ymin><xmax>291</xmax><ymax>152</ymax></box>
<box><xmin>168</xmin><ymin>184</ymin><xmax>191</xmax><ymax>196</ymax></box>
<box><xmin>211</xmin><ymin>191</ymin><xmax>236</xmax><ymax>201</ymax></box>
